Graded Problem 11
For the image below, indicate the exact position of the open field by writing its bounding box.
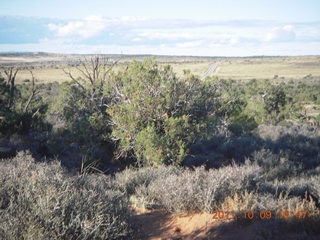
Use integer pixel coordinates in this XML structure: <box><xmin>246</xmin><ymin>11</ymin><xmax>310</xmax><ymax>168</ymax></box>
<box><xmin>1</xmin><ymin>53</ymin><xmax>320</xmax><ymax>84</ymax></box>
<box><xmin>12</xmin><ymin>62</ymin><xmax>212</xmax><ymax>84</ymax></box>
<box><xmin>166</xmin><ymin>61</ymin><xmax>212</xmax><ymax>78</ymax></box>
<box><xmin>215</xmin><ymin>56</ymin><xmax>320</xmax><ymax>80</ymax></box>
<box><xmin>0</xmin><ymin>53</ymin><xmax>215</xmax><ymax>83</ymax></box>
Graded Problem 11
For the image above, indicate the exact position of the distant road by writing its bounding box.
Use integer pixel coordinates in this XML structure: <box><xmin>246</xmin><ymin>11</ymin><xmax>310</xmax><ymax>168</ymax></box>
<box><xmin>201</xmin><ymin>62</ymin><xmax>219</xmax><ymax>80</ymax></box>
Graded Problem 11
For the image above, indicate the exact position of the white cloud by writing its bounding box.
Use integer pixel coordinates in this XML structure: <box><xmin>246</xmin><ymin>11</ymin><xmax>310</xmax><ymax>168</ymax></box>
<box><xmin>47</xmin><ymin>16</ymin><xmax>296</xmax><ymax>46</ymax></box>
<box><xmin>266</xmin><ymin>25</ymin><xmax>296</xmax><ymax>42</ymax></box>
<box><xmin>131</xmin><ymin>37</ymin><xmax>143</xmax><ymax>42</ymax></box>
<box><xmin>41</xmin><ymin>16</ymin><xmax>320</xmax><ymax>55</ymax></box>
<box><xmin>135</xmin><ymin>30</ymin><xmax>251</xmax><ymax>46</ymax></box>
<box><xmin>176</xmin><ymin>40</ymin><xmax>203</xmax><ymax>48</ymax></box>
<box><xmin>228</xmin><ymin>37</ymin><xmax>239</xmax><ymax>45</ymax></box>
<box><xmin>137</xmin><ymin>31</ymin><xmax>196</xmax><ymax>40</ymax></box>
<box><xmin>2</xmin><ymin>41</ymin><xmax>320</xmax><ymax>56</ymax></box>
<box><xmin>119</xmin><ymin>16</ymin><xmax>146</xmax><ymax>22</ymax></box>
<box><xmin>48</xmin><ymin>16</ymin><xmax>109</xmax><ymax>39</ymax></box>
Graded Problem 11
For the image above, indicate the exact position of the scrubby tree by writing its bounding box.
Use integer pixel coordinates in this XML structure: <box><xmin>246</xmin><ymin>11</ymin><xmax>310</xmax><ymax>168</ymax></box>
<box><xmin>0</xmin><ymin>75</ymin><xmax>10</xmax><ymax>113</ymax></box>
<box><xmin>262</xmin><ymin>85</ymin><xmax>287</xmax><ymax>124</ymax></box>
<box><xmin>108</xmin><ymin>59</ymin><xmax>218</xmax><ymax>165</ymax></box>
<box><xmin>0</xmin><ymin>76</ymin><xmax>11</xmax><ymax>134</ymax></box>
<box><xmin>213</xmin><ymin>79</ymin><xmax>248</xmax><ymax>136</ymax></box>
<box><xmin>3</xmin><ymin>67</ymin><xmax>19</xmax><ymax>108</ymax></box>
<box><xmin>0</xmin><ymin>69</ymin><xmax>44</xmax><ymax>135</ymax></box>
<box><xmin>54</xmin><ymin>56</ymin><xmax>117</xmax><ymax>145</ymax></box>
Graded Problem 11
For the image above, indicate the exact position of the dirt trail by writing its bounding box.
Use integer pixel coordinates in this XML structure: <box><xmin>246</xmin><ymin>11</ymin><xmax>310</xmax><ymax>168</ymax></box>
<box><xmin>131</xmin><ymin>207</ymin><xmax>256</xmax><ymax>240</ymax></box>
<box><xmin>201</xmin><ymin>62</ymin><xmax>219</xmax><ymax>80</ymax></box>
<box><xmin>130</xmin><ymin>207</ymin><xmax>318</xmax><ymax>239</ymax></box>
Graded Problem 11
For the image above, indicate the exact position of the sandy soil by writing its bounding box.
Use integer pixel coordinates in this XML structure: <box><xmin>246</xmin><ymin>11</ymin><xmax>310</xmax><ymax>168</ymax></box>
<box><xmin>130</xmin><ymin>206</ymin><xmax>320</xmax><ymax>240</ymax></box>
<box><xmin>130</xmin><ymin>207</ymin><xmax>258</xmax><ymax>240</ymax></box>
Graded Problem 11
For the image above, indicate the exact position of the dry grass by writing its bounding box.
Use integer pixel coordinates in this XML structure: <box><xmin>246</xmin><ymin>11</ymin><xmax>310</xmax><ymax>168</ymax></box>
<box><xmin>1</xmin><ymin>151</ymin><xmax>320</xmax><ymax>239</ymax></box>
<box><xmin>12</xmin><ymin>64</ymin><xmax>126</xmax><ymax>84</ymax></box>
<box><xmin>11</xmin><ymin>62</ymin><xmax>211</xmax><ymax>84</ymax></box>
<box><xmin>2</xmin><ymin>55</ymin><xmax>320</xmax><ymax>84</ymax></box>
<box><xmin>221</xmin><ymin>191</ymin><xmax>258</xmax><ymax>212</ymax></box>
<box><xmin>215</xmin><ymin>56</ymin><xmax>320</xmax><ymax>80</ymax></box>
<box><xmin>15</xmin><ymin>68</ymin><xmax>71</xmax><ymax>83</ymax></box>
<box><xmin>163</xmin><ymin>62</ymin><xmax>212</xmax><ymax>77</ymax></box>
<box><xmin>0</xmin><ymin>151</ymin><xmax>132</xmax><ymax>240</ymax></box>
<box><xmin>120</xmin><ymin>164</ymin><xmax>262</xmax><ymax>213</ymax></box>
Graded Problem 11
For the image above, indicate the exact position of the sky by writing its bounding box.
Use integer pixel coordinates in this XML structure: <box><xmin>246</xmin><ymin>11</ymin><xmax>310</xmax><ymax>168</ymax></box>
<box><xmin>0</xmin><ymin>0</ymin><xmax>320</xmax><ymax>56</ymax></box>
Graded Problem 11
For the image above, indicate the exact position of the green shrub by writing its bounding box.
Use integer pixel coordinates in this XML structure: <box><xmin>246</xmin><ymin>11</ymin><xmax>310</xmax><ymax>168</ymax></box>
<box><xmin>228</xmin><ymin>114</ymin><xmax>258</xmax><ymax>136</ymax></box>
<box><xmin>0</xmin><ymin>76</ymin><xmax>52</xmax><ymax>136</ymax></box>
<box><xmin>109</xmin><ymin>59</ymin><xmax>218</xmax><ymax>165</ymax></box>
<box><xmin>53</xmin><ymin>81</ymin><xmax>111</xmax><ymax>145</ymax></box>
<box><xmin>263</xmin><ymin>85</ymin><xmax>287</xmax><ymax>124</ymax></box>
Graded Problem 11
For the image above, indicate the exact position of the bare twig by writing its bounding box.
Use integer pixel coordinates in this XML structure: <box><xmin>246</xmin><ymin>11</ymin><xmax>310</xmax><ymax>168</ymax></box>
<box><xmin>62</xmin><ymin>68</ymin><xmax>85</xmax><ymax>90</ymax></box>
<box><xmin>23</xmin><ymin>70</ymin><xmax>37</xmax><ymax>113</ymax></box>
<box><xmin>3</xmin><ymin>67</ymin><xmax>19</xmax><ymax>108</ymax></box>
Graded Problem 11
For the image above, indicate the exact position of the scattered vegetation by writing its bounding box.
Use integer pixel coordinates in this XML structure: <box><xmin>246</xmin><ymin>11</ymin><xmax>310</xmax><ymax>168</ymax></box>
<box><xmin>1</xmin><ymin>55</ymin><xmax>320</xmax><ymax>239</ymax></box>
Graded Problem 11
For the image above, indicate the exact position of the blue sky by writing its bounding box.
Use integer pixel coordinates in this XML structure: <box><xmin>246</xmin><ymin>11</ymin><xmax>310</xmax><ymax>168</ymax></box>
<box><xmin>0</xmin><ymin>0</ymin><xmax>319</xmax><ymax>56</ymax></box>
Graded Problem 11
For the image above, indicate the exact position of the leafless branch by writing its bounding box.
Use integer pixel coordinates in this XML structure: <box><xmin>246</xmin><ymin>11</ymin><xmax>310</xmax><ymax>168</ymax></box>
<box><xmin>62</xmin><ymin>68</ymin><xmax>85</xmax><ymax>90</ymax></box>
<box><xmin>3</xmin><ymin>67</ymin><xmax>19</xmax><ymax>108</ymax></box>
<box><xmin>23</xmin><ymin>70</ymin><xmax>37</xmax><ymax>113</ymax></box>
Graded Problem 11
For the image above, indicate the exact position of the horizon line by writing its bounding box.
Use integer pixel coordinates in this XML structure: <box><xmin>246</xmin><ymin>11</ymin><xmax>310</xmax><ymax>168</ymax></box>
<box><xmin>1</xmin><ymin>51</ymin><xmax>319</xmax><ymax>58</ymax></box>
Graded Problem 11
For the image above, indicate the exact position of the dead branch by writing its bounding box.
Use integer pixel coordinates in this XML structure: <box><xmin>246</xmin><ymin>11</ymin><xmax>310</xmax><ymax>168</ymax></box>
<box><xmin>62</xmin><ymin>68</ymin><xmax>85</xmax><ymax>90</ymax></box>
<box><xmin>3</xmin><ymin>67</ymin><xmax>19</xmax><ymax>108</ymax></box>
<box><xmin>23</xmin><ymin>70</ymin><xmax>37</xmax><ymax>113</ymax></box>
